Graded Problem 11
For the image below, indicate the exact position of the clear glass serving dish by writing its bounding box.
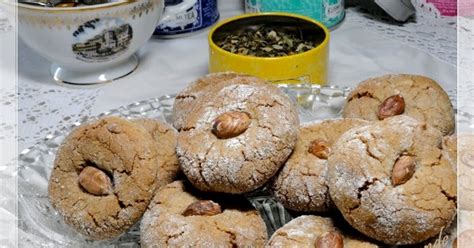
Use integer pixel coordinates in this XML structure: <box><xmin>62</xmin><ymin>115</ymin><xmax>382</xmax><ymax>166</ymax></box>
<box><xmin>18</xmin><ymin>84</ymin><xmax>461</xmax><ymax>247</ymax></box>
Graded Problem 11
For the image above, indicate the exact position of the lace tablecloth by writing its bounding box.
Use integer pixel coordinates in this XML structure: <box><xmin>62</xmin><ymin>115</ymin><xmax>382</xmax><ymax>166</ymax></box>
<box><xmin>0</xmin><ymin>1</ymin><xmax>470</xmax><ymax>247</ymax></box>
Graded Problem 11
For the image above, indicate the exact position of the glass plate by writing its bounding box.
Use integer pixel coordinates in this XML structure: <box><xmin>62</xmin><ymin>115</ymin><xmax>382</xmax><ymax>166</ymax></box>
<box><xmin>18</xmin><ymin>84</ymin><xmax>461</xmax><ymax>247</ymax></box>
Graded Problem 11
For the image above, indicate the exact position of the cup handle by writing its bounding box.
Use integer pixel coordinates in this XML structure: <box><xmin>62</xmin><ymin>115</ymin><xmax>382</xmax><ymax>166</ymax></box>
<box><xmin>158</xmin><ymin>0</ymin><xmax>197</xmax><ymax>26</ymax></box>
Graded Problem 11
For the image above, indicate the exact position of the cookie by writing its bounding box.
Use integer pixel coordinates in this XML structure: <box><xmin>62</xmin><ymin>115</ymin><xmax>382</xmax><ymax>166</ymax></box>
<box><xmin>134</xmin><ymin>119</ymin><xmax>180</xmax><ymax>188</ymax></box>
<box><xmin>172</xmin><ymin>72</ymin><xmax>266</xmax><ymax>130</ymax></box>
<box><xmin>327</xmin><ymin>115</ymin><xmax>457</xmax><ymax>245</ymax></box>
<box><xmin>177</xmin><ymin>82</ymin><xmax>299</xmax><ymax>193</ymax></box>
<box><xmin>266</xmin><ymin>215</ymin><xmax>378</xmax><ymax>247</ymax></box>
<box><xmin>458</xmin><ymin>134</ymin><xmax>474</xmax><ymax>211</ymax></box>
<box><xmin>272</xmin><ymin>118</ymin><xmax>369</xmax><ymax>212</ymax></box>
<box><xmin>342</xmin><ymin>74</ymin><xmax>455</xmax><ymax>135</ymax></box>
<box><xmin>48</xmin><ymin>116</ymin><xmax>159</xmax><ymax>240</ymax></box>
<box><xmin>140</xmin><ymin>180</ymin><xmax>268</xmax><ymax>247</ymax></box>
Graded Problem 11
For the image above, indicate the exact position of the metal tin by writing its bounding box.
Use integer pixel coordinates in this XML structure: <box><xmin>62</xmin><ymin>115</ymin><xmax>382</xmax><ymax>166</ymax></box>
<box><xmin>154</xmin><ymin>0</ymin><xmax>219</xmax><ymax>37</ymax></box>
<box><xmin>244</xmin><ymin>0</ymin><xmax>344</xmax><ymax>29</ymax></box>
<box><xmin>208</xmin><ymin>13</ymin><xmax>330</xmax><ymax>85</ymax></box>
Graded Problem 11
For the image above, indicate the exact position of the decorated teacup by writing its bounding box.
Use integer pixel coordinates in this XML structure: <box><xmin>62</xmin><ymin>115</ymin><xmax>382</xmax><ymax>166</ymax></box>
<box><xmin>15</xmin><ymin>0</ymin><xmax>163</xmax><ymax>85</ymax></box>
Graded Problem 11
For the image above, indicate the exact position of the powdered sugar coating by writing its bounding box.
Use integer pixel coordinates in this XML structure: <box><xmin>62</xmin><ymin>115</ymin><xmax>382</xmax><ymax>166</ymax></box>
<box><xmin>327</xmin><ymin>115</ymin><xmax>456</xmax><ymax>245</ymax></box>
<box><xmin>272</xmin><ymin>118</ymin><xmax>369</xmax><ymax>212</ymax></box>
<box><xmin>140</xmin><ymin>181</ymin><xmax>267</xmax><ymax>247</ymax></box>
<box><xmin>266</xmin><ymin>215</ymin><xmax>378</xmax><ymax>247</ymax></box>
<box><xmin>177</xmin><ymin>83</ymin><xmax>299</xmax><ymax>194</ymax></box>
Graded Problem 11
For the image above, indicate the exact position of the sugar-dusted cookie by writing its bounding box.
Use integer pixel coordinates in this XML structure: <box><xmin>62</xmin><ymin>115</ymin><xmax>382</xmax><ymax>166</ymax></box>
<box><xmin>266</xmin><ymin>215</ymin><xmax>378</xmax><ymax>247</ymax></box>
<box><xmin>140</xmin><ymin>180</ymin><xmax>268</xmax><ymax>247</ymax></box>
<box><xmin>343</xmin><ymin>74</ymin><xmax>455</xmax><ymax>135</ymax></box>
<box><xmin>48</xmin><ymin>116</ymin><xmax>159</xmax><ymax>240</ymax></box>
<box><xmin>327</xmin><ymin>115</ymin><xmax>456</xmax><ymax>245</ymax></box>
<box><xmin>177</xmin><ymin>82</ymin><xmax>299</xmax><ymax>194</ymax></box>
<box><xmin>272</xmin><ymin>118</ymin><xmax>369</xmax><ymax>212</ymax></box>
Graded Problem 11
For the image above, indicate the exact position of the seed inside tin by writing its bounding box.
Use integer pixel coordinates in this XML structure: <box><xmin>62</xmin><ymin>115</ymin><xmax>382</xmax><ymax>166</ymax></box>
<box><xmin>215</xmin><ymin>26</ymin><xmax>316</xmax><ymax>57</ymax></box>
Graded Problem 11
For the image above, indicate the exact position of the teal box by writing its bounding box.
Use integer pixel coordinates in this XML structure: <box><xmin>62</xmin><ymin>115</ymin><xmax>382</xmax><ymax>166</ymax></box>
<box><xmin>245</xmin><ymin>0</ymin><xmax>345</xmax><ymax>29</ymax></box>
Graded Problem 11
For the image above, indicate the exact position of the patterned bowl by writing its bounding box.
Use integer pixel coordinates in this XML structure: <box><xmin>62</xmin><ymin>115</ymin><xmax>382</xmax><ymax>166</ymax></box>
<box><xmin>15</xmin><ymin>0</ymin><xmax>164</xmax><ymax>85</ymax></box>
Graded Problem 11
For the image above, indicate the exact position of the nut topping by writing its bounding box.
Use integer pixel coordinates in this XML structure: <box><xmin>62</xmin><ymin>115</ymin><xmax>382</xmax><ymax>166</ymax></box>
<box><xmin>78</xmin><ymin>166</ymin><xmax>113</xmax><ymax>196</ymax></box>
<box><xmin>391</xmin><ymin>155</ymin><xmax>416</xmax><ymax>186</ymax></box>
<box><xmin>308</xmin><ymin>139</ymin><xmax>331</xmax><ymax>159</ymax></box>
<box><xmin>314</xmin><ymin>231</ymin><xmax>344</xmax><ymax>248</ymax></box>
<box><xmin>182</xmin><ymin>200</ymin><xmax>222</xmax><ymax>216</ymax></box>
<box><xmin>377</xmin><ymin>95</ymin><xmax>405</xmax><ymax>120</ymax></box>
<box><xmin>212</xmin><ymin>111</ymin><xmax>251</xmax><ymax>139</ymax></box>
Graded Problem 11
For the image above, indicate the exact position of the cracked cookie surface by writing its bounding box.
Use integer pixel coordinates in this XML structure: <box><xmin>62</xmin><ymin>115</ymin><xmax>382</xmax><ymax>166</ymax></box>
<box><xmin>266</xmin><ymin>215</ymin><xmax>378</xmax><ymax>247</ymax></box>
<box><xmin>140</xmin><ymin>180</ymin><xmax>268</xmax><ymax>247</ymax></box>
<box><xmin>327</xmin><ymin>115</ymin><xmax>457</xmax><ymax>245</ymax></box>
<box><xmin>172</xmin><ymin>72</ymin><xmax>266</xmax><ymax>131</ymax></box>
<box><xmin>48</xmin><ymin>116</ymin><xmax>159</xmax><ymax>240</ymax></box>
<box><xmin>177</xmin><ymin>83</ymin><xmax>299</xmax><ymax>194</ymax></box>
<box><xmin>342</xmin><ymin>74</ymin><xmax>455</xmax><ymax>135</ymax></box>
<box><xmin>134</xmin><ymin>119</ymin><xmax>180</xmax><ymax>189</ymax></box>
<box><xmin>272</xmin><ymin>119</ymin><xmax>369</xmax><ymax>212</ymax></box>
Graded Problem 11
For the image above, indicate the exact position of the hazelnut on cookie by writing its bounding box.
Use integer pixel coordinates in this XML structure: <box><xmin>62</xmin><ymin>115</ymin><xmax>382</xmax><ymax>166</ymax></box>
<box><xmin>48</xmin><ymin>117</ymin><xmax>159</xmax><ymax>240</ymax></box>
<box><xmin>272</xmin><ymin>118</ymin><xmax>369</xmax><ymax>212</ymax></box>
<box><xmin>172</xmin><ymin>72</ymin><xmax>266</xmax><ymax>131</ymax></box>
<box><xmin>327</xmin><ymin>115</ymin><xmax>456</xmax><ymax>245</ymax></box>
<box><xmin>177</xmin><ymin>82</ymin><xmax>299</xmax><ymax>194</ymax></box>
<box><xmin>343</xmin><ymin>74</ymin><xmax>455</xmax><ymax>135</ymax></box>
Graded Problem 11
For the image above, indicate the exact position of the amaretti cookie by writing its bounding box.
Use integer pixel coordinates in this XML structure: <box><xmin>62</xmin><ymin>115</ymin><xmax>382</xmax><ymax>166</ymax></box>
<box><xmin>48</xmin><ymin>117</ymin><xmax>159</xmax><ymax>240</ymax></box>
<box><xmin>327</xmin><ymin>115</ymin><xmax>457</xmax><ymax>245</ymax></box>
<box><xmin>140</xmin><ymin>180</ymin><xmax>268</xmax><ymax>247</ymax></box>
<box><xmin>171</xmin><ymin>72</ymin><xmax>266</xmax><ymax>130</ymax></box>
<box><xmin>342</xmin><ymin>74</ymin><xmax>455</xmax><ymax>135</ymax></box>
<box><xmin>272</xmin><ymin>118</ymin><xmax>369</xmax><ymax>212</ymax></box>
<box><xmin>177</xmin><ymin>82</ymin><xmax>299</xmax><ymax>194</ymax></box>
<box><xmin>266</xmin><ymin>215</ymin><xmax>378</xmax><ymax>247</ymax></box>
<box><xmin>134</xmin><ymin>119</ymin><xmax>180</xmax><ymax>188</ymax></box>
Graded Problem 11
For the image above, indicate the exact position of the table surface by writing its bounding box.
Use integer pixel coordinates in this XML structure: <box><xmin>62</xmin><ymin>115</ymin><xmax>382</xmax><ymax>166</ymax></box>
<box><xmin>0</xmin><ymin>1</ymin><xmax>465</xmax><ymax>152</ymax></box>
<box><xmin>1</xmin><ymin>1</ymin><xmax>474</xmax><ymax>247</ymax></box>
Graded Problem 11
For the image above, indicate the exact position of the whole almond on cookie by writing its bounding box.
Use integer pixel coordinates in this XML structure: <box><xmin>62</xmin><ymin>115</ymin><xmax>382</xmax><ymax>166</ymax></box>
<box><xmin>78</xmin><ymin>166</ymin><xmax>113</xmax><ymax>196</ymax></box>
<box><xmin>182</xmin><ymin>200</ymin><xmax>222</xmax><ymax>216</ymax></box>
<box><xmin>212</xmin><ymin>111</ymin><xmax>251</xmax><ymax>139</ymax></box>
<box><xmin>314</xmin><ymin>231</ymin><xmax>344</xmax><ymax>248</ymax></box>
<box><xmin>378</xmin><ymin>95</ymin><xmax>405</xmax><ymax>120</ymax></box>
<box><xmin>391</xmin><ymin>155</ymin><xmax>416</xmax><ymax>186</ymax></box>
<box><xmin>308</xmin><ymin>139</ymin><xmax>331</xmax><ymax>159</ymax></box>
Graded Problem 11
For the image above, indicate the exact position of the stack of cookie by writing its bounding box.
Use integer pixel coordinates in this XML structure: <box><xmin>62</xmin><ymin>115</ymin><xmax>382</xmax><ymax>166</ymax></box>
<box><xmin>47</xmin><ymin>73</ymin><xmax>457</xmax><ymax>247</ymax></box>
<box><xmin>269</xmin><ymin>74</ymin><xmax>457</xmax><ymax>246</ymax></box>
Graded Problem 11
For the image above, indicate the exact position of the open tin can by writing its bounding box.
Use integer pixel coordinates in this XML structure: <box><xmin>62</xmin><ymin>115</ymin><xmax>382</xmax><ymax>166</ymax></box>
<box><xmin>245</xmin><ymin>0</ymin><xmax>344</xmax><ymax>29</ymax></box>
<box><xmin>208</xmin><ymin>13</ymin><xmax>330</xmax><ymax>85</ymax></box>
